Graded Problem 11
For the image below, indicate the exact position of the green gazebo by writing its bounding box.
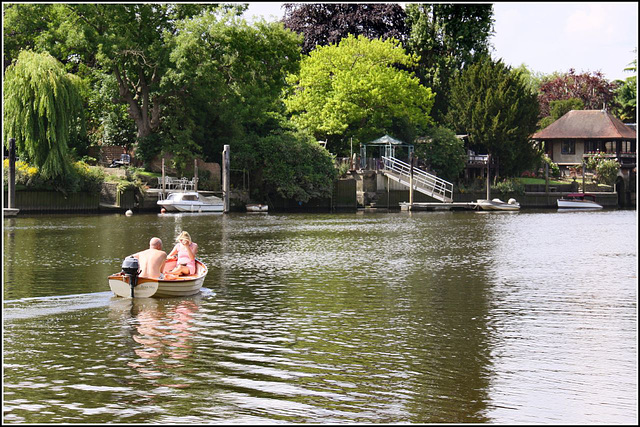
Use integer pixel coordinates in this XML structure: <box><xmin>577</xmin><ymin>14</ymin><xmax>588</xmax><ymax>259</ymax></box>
<box><xmin>360</xmin><ymin>134</ymin><xmax>414</xmax><ymax>169</ymax></box>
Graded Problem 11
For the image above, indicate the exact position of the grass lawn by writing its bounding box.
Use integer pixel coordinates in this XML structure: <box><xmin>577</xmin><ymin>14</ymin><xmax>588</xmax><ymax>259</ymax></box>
<box><xmin>516</xmin><ymin>177</ymin><xmax>566</xmax><ymax>186</ymax></box>
<box><xmin>135</xmin><ymin>170</ymin><xmax>161</xmax><ymax>178</ymax></box>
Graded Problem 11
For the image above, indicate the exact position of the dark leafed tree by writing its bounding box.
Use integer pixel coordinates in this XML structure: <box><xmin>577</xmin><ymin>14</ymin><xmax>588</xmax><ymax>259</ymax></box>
<box><xmin>537</xmin><ymin>69</ymin><xmax>618</xmax><ymax>117</ymax></box>
<box><xmin>282</xmin><ymin>3</ymin><xmax>408</xmax><ymax>54</ymax></box>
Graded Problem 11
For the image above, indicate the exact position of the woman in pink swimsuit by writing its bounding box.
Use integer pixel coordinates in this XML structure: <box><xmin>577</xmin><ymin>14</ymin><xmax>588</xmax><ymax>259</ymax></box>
<box><xmin>166</xmin><ymin>231</ymin><xmax>198</xmax><ymax>277</ymax></box>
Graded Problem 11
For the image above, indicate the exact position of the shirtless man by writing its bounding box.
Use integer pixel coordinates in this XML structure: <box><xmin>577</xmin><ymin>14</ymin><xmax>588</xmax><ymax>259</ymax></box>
<box><xmin>131</xmin><ymin>237</ymin><xmax>167</xmax><ymax>279</ymax></box>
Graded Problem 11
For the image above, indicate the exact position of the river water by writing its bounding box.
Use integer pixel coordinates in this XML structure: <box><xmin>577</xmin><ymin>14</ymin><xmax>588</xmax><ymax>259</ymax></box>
<box><xmin>3</xmin><ymin>209</ymin><xmax>637</xmax><ymax>424</ymax></box>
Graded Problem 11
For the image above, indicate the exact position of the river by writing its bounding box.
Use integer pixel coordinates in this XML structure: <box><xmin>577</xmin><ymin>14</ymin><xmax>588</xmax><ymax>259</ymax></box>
<box><xmin>2</xmin><ymin>209</ymin><xmax>637</xmax><ymax>424</ymax></box>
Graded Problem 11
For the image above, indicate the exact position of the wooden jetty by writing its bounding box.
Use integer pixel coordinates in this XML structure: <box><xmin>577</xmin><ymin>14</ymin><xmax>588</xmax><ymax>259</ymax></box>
<box><xmin>399</xmin><ymin>202</ymin><xmax>477</xmax><ymax>211</ymax></box>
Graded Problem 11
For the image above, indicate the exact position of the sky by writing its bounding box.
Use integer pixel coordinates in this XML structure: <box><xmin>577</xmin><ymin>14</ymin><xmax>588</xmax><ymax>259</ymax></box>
<box><xmin>242</xmin><ymin>2</ymin><xmax>638</xmax><ymax>82</ymax></box>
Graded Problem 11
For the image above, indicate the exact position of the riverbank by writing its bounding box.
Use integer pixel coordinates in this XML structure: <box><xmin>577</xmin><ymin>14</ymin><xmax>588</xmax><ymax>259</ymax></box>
<box><xmin>3</xmin><ymin>188</ymin><xmax>624</xmax><ymax>214</ymax></box>
<box><xmin>3</xmin><ymin>170</ymin><xmax>633</xmax><ymax>214</ymax></box>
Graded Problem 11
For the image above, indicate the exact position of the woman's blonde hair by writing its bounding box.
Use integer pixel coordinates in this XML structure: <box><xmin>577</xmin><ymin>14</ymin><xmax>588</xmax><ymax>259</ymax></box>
<box><xmin>176</xmin><ymin>231</ymin><xmax>192</xmax><ymax>243</ymax></box>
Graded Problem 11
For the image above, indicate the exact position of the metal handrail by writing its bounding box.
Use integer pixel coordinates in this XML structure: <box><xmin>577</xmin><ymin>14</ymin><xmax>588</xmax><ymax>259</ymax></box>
<box><xmin>381</xmin><ymin>156</ymin><xmax>454</xmax><ymax>203</ymax></box>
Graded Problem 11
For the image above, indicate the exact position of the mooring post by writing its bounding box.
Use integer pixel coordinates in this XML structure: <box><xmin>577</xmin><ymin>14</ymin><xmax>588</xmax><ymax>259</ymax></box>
<box><xmin>582</xmin><ymin>159</ymin><xmax>585</xmax><ymax>194</ymax></box>
<box><xmin>545</xmin><ymin>162</ymin><xmax>549</xmax><ymax>206</ymax></box>
<box><xmin>8</xmin><ymin>138</ymin><xmax>16</xmax><ymax>209</ymax></box>
<box><xmin>222</xmin><ymin>145</ymin><xmax>230</xmax><ymax>213</ymax></box>
<box><xmin>161</xmin><ymin>158</ymin><xmax>166</xmax><ymax>197</ymax></box>
<box><xmin>194</xmin><ymin>158</ymin><xmax>198</xmax><ymax>192</ymax></box>
<box><xmin>409</xmin><ymin>152</ymin><xmax>414</xmax><ymax>209</ymax></box>
<box><xmin>486</xmin><ymin>154</ymin><xmax>491</xmax><ymax>200</ymax></box>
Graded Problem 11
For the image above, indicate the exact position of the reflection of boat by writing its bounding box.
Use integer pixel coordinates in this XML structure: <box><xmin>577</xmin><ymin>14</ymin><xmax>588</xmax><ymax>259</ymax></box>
<box><xmin>557</xmin><ymin>193</ymin><xmax>603</xmax><ymax>209</ymax></box>
<box><xmin>157</xmin><ymin>191</ymin><xmax>223</xmax><ymax>213</ymax></box>
<box><xmin>476</xmin><ymin>198</ymin><xmax>520</xmax><ymax>211</ymax></box>
<box><xmin>108</xmin><ymin>259</ymin><xmax>208</xmax><ymax>298</ymax></box>
<box><xmin>246</xmin><ymin>203</ymin><xmax>268</xmax><ymax>213</ymax></box>
<box><xmin>109</xmin><ymin>297</ymin><xmax>199</xmax><ymax>378</ymax></box>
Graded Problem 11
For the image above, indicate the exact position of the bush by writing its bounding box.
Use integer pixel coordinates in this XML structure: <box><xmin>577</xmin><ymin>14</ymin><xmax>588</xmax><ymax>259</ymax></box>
<box><xmin>585</xmin><ymin>152</ymin><xmax>607</xmax><ymax>170</ymax></box>
<box><xmin>414</xmin><ymin>126</ymin><xmax>466</xmax><ymax>182</ymax></box>
<box><xmin>3</xmin><ymin>159</ymin><xmax>106</xmax><ymax>193</ymax></box>
<box><xmin>541</xmin><ymin>155</ymin><xmax>560</xmax><ymax>177</ymax></box>
<box><xmin>493</xmin><ymin>178</ymin><xmax>525</xmax><ymax>196</ymax></box>
<box><xmin>256</xmin><ymin>129</ymin><xmax>337</xmax><ymax>203</ymax></box>
<box><xmin>595</xmin><ymin>159</ymin><xmax>620</xmax><ymax>185</ymax></box>
<box><xmin>74</xmin><ymin>162</ymin><xmax>106</xmax><ymax>193</ymax></box>
<box><xmin>3</xmin><ymin>159</ymin><xmax>49</xmax><ymax>190</ymax></box>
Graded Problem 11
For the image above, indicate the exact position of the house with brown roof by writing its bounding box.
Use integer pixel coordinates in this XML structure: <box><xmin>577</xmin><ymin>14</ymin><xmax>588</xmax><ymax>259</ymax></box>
<box><xmin>532</xmin><ymin>109</ymin><xmax>636</xmax><ymax>171</ymax></box>
<box><xmin>531</xmin><ymin>109</ymin><xmax>636</xmax><ymax>206</ymax></box>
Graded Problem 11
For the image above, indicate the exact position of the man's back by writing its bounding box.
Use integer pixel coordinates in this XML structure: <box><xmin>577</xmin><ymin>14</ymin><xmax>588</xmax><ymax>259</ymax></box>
<box><xmin>134</xmin><ymin>248</ymin><xmax>167</xmax><ymax>279</ymax></box>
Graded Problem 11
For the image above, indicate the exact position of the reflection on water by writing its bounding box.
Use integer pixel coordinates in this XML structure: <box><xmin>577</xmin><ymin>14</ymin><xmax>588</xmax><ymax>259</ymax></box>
<box><xmin>3</xmin><ymin>210</ymin><xmax>637</xmax><ymax>424</ymax></box>
<box><xmin>110</xmin><ymin>298</ymin><xmax>199</xmax><ymax>388</ymax></box>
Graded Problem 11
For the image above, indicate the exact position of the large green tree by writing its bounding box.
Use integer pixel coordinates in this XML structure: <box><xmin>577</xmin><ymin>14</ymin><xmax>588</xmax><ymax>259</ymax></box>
<box><xmin>612</xmin><ymin>56</ymin><xmax>637</xmax><ymax>123</ymax></box>
<box><xmin>166</xmin><ymin>13</ymin><xmax>302</xmax><ymax>158</ymax></box>
<box><xmin>3</xmin><ymin>3</ymin><xmax>238</xmax><ymax>143</ymax></box>
<box><xmin>284</xmin><ymin>34</ymin><xmax>435</xmax><ymax>155</ymax></box>
<box><xmin>446</xmin><ymin>57</ymin><xmax>540</xmax><ymax>177</ymax></box>
<box><xmin>3</xmin><ymin>50</ymin><xmax>83</xmax><ymax>179</ymax></box>
<box><xmin>405</xmin><ymin>4</ymin><xmax>494</xmax><ymax>123</ymax></box>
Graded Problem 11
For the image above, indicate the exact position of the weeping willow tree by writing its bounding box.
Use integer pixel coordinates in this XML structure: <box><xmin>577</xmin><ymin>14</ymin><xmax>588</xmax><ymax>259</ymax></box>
<box><xmin>3</xmin><ymin>50</ymin><xmax>83</xmax><ymax>179</ymax></box>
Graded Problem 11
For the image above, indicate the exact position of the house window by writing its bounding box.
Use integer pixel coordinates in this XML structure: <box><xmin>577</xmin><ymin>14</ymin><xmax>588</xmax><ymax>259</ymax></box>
<box><xmin>561</xmin><ymin>140</ymin><xmax>575</xmax><ymax>155</ymax></box>
<box><xmin>585</xmin><ymin>140</ymin><xmax>598</xmax><ymax>153</ymax></box>
<box><xmin>604</xmin><ymin>141</ymin><xmax>615</xmax><ymax>153</ymax></box>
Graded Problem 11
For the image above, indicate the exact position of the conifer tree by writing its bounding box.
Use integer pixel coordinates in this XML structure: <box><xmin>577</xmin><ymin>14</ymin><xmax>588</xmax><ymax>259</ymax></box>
<box><xmin>446</xmin><ymin>57</ymin><xmax>540</xmax><ymax>176</ymax></box>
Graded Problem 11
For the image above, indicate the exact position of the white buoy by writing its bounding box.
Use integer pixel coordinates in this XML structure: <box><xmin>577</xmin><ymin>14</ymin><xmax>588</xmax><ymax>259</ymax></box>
<box><xmin>125</xmin><ymin>209</ymin><xmax>133</xmax><ymax>216</ymax></box>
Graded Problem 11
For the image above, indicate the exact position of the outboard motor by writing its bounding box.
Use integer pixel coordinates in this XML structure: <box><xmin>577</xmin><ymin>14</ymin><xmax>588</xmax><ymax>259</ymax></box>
<box><xmin>121</xmin><ymin>256</ymin><xmax>140</xmax><ymax>298</ymax></box>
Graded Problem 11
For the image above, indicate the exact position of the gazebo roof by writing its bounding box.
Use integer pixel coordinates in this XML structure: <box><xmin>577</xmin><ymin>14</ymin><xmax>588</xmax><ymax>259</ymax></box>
<box><xmin>532</xmin><ymin>110</ymin><xmax>636</xmax><ymax>140</ymax></box>
<box><xmin>365</xmin><ymin>134</ymin><xmax>412</xmax><ymax>146</ymax></box>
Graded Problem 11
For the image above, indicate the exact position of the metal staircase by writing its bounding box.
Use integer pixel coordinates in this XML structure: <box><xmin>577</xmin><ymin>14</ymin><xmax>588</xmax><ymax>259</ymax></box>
<box><xmin>381</xmin><ymin>156</ymin><xmax>454</xmax><ymax>203</ymax></box>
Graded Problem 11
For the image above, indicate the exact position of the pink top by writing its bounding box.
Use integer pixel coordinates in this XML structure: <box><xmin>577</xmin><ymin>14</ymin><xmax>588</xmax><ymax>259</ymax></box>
<box><xmin>172</xmin><ymin>242</ymin><xmax>198</xmax><ymax>274</ymax></box>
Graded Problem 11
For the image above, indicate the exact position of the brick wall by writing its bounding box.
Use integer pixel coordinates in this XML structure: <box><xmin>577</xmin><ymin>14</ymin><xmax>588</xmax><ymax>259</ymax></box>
<box><xmin>89</xmin><ymin>146</ymin><xmax>127</xmax><ymax>165</ymax></box>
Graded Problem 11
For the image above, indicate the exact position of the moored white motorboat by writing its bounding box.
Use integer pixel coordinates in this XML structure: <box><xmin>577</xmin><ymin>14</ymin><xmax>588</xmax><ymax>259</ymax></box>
<box><xmin>108</xmin><ymin>258</ymin><xmax>208</xmax><ymax>298</ymax></box>
<box><xmin>157</xmin><ymin>191</ymin><xmax>223</xmax><ymax>212</ymax></box>
<box><xmin>475</xmin><ymin>198</ymin><xmax>520</xmax><ymax>211</ymax></box>
<box><xmin>557</xmin><ymin>193</ymin><xmax>603</xmax><ymax>209</ymax></box>
<box><xmin>246</xmin><ymin>203</ymin><xmax>268</xmax><ymax>213</ymax></box>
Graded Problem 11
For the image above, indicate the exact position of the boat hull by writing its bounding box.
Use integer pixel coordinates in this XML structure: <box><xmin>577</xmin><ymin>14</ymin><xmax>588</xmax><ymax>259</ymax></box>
<box><xmin>246</xmin><ymin>204</ymin><xmax>268</xmax><ymax>213</ymax></box>
<box><xmin>108</xmin><ymin>260</ymin><xmax>208</xmax><ymax>298</ymax></box>
<box><xmin>157</xmin><ymin>201</ymin><xmax>223</xmax><ymax>212</ymax></box>
<box><xmin>157</xmin><ymin>192</ymin><xmax>223</xmax><ymax>213</ymax></box>
<box><xmin>475</xmin><ymin>199</ymin><xmax>520</xmax><ymax>211</ymax></box>
<box><xmin>557</xmin><ymin>200</ymin><xmax>602</xmax><ymax>209</ymax></box>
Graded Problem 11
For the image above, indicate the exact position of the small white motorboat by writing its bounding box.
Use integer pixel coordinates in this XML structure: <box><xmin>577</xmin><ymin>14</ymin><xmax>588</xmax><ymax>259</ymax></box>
<box><xmin>475</xmin><ymin>198</ymin><xmax>521</xmax><ymax>211</ymax></box>
<box><xmin>557</xmin><ymin>193</ymin><xmax>603</xmax><ymax>209</ymax></box>
<box><xmin>108</xmin><ymin>257</ymin><xmax>208</xmax><ymax>298</ymax></box>
<box><xmin>157</xmin><ymin>191</ymin><xmax>223</xmax><ymax>213</ymax></box>
<box><xmin>246</xmin><ymin>203</ymin><xmax>268</xmax><ymax>213</ymax></box>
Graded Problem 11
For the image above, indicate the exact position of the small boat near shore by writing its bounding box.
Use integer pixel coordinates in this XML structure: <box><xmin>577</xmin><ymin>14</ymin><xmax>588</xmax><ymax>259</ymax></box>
<box><xmin>475</xmin><ymin>198</ymin><xmax>521</xmax><ymax>211</ymax></box>
<box><xmin>246</xmin><ymin>203</ymin><xmax>268</xmax><ymax>213</ymax></box>
<box><xmin>557</xmin><ymin>193</ymin><xmax>603</xmax><ymax>209</ymax></box>
<box><xmin>157</xmin><ymin>191</ymin><xmax>223</xmax><ymax>213</ymax></box>
<box><xmin>108</xmin><ymin>258</ymin><xmax>208</xmax><ymax>298</ymax></box>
